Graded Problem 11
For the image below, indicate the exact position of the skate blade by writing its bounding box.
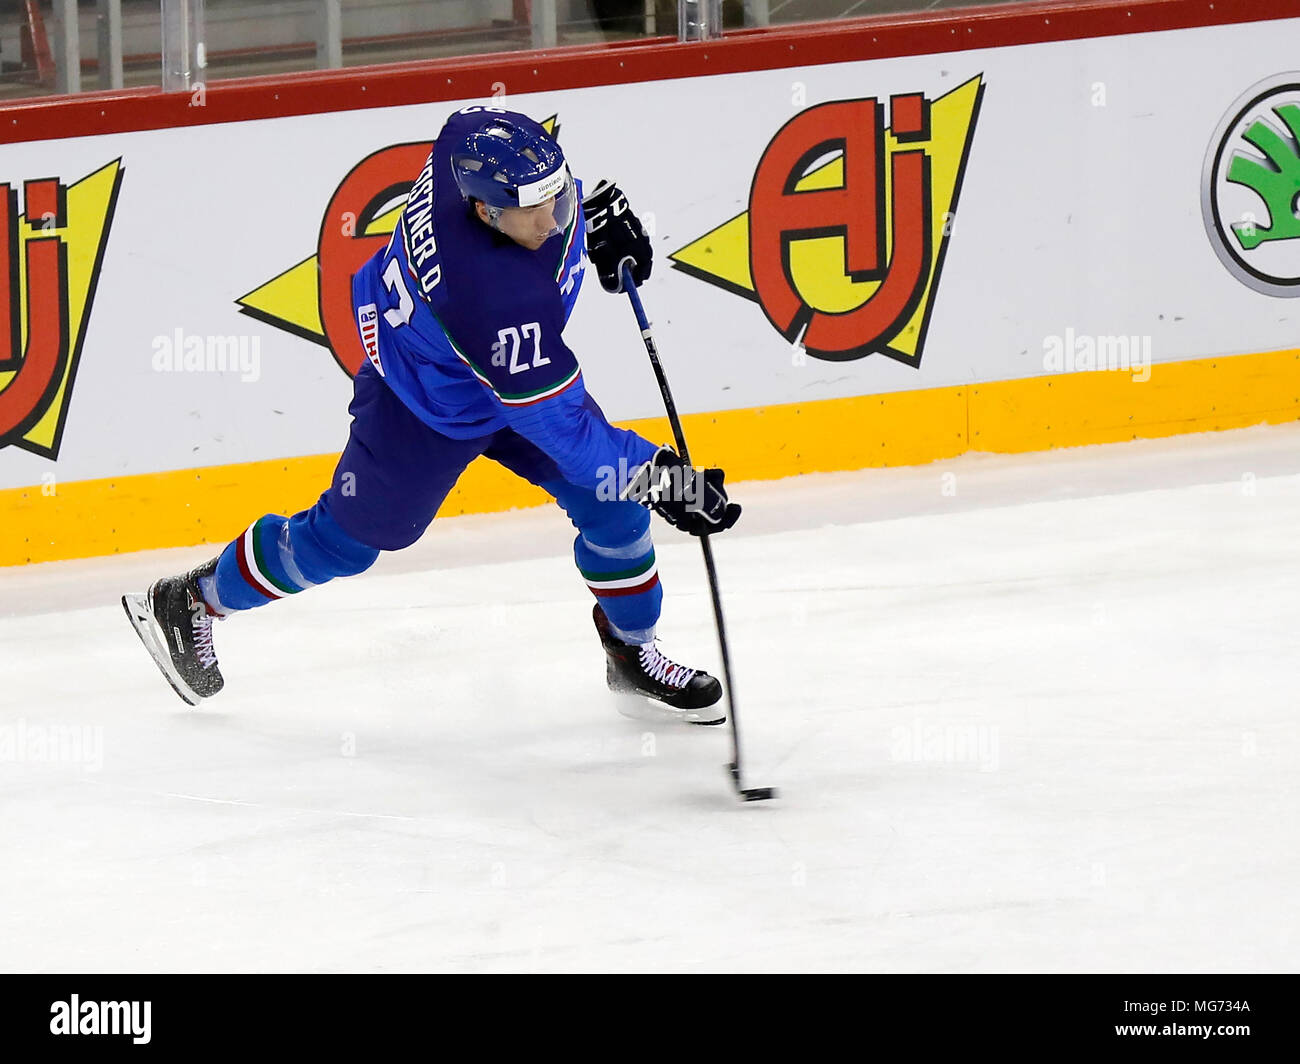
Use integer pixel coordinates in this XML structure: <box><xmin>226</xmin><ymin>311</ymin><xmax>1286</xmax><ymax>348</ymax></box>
<box><xmin>121</xmin><ymin>593</ymin><xmax>203</xmax><ymax>707</ymax></box>
<box><xmin>611</xmin><ymin>691</ymin><xmax>726</xmax><ymax>726</ymax></box>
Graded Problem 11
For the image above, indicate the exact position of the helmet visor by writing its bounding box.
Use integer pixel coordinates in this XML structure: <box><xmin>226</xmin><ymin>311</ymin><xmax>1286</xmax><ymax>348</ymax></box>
<box><xmin>518</xmin><ymin>166</ymin><xmax>576</xmax><ymax>240</ymax></box>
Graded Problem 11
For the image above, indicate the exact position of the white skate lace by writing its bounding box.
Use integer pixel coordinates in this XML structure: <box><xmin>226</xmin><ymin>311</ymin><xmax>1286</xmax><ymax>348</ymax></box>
<box><xmin>638</xmin><ymin>642</ymin><xmax>695</xmax><ymax>689</ymax></box>
<box><xmin>191</xmin><ymin>609</ymin><xmax>217</xmax><ymax>669</ymax></box>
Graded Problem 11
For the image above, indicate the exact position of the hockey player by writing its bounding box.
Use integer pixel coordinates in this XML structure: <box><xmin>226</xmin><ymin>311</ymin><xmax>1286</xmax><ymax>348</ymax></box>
<box><xmin>122</xmin><ymin>107</ymin><xmax>741</xmax><ymax>724</ymax></box>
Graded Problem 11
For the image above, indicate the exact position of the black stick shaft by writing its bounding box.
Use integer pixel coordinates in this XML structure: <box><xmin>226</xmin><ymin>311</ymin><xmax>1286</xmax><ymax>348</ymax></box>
<box><xmin>621</xmin><ymin>267</ymin><xmax>749</xmax><ymax>794</ymax></box>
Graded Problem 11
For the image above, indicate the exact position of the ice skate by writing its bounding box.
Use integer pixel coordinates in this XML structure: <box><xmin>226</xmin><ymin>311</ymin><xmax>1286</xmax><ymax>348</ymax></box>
<box><xmin>592</xmin><ymin>604</ymin><xmax>724</xmax><ymax>725</ymax></box>
<box><xmin>121</xmin><ymin>557</ymin><xmax>224</xmax><ymax>705</ymax></box>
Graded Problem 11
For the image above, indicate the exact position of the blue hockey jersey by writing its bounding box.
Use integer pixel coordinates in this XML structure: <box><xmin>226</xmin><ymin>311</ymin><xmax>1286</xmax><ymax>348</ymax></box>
<box><xmin>351</xmin><ymin>107</ymin><xmax>657</xmax><ymax>491</ymax></box>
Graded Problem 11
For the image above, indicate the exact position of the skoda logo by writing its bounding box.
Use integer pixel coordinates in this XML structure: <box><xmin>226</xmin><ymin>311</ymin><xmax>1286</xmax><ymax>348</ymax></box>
<box><xmin>1201</xmin><ymin>74</ymin><xmax>1300</xmax><ymax>297</ymax></box>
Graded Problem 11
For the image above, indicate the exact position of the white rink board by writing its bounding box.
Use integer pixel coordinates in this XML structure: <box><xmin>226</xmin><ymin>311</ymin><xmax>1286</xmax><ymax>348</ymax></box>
<box><xmin>2</xmin><ymin>17</ymin><xmax>1298</xmax><ymax>491</ymax></box>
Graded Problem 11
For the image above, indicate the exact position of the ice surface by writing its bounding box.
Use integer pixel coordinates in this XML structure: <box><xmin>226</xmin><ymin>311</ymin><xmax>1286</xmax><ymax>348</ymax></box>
<box><xmin>3</xmin><ymin>425</ymin><xmax>1299</xmax><ymax>972</ymax></box>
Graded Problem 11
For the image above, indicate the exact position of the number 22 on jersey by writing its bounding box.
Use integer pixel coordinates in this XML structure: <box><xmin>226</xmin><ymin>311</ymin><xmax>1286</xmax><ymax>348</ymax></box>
<box><xmin>491</xmin><ymin>323</ymin><xmax>549</xmax><ymax>374</ymax></box>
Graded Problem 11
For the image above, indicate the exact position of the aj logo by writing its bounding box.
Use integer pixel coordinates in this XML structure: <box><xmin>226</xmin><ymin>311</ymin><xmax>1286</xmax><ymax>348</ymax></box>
<box><xmin>238</xmin><ymin>117</ymin><xmax>561</xmax><ymax>376</ymax></box>
<box><xmin>1202</xmin><ymin>73</ymin><xmax>1300</xmax><ymax>297</ymax></box>
<box><xmin>671</xmin><ymin>77</ymin><xmax>982</xmax><ymax>364</ymax></box>
<box><xmin>0</xmin><ymin>161</ymin><xmax>121</xmax><ymax>458</ymax></box>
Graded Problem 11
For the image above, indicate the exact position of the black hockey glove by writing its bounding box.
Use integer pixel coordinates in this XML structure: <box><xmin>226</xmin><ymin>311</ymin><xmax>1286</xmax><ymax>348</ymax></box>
<box><xmin>623</xmin><ymin>446</ymin><xmax>741</xmax><ymax>537</ymax></box>
<box><xmin>583</xmin><ymin>180</ymin><xmax>652</xmax><ymax>293</ymax></box>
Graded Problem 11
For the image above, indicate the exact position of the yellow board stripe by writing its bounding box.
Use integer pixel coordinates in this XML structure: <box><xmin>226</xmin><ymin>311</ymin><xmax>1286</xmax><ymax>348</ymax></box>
<box><xmin>4</xmin><ymin>345</ymin><xmax>1300</xmax><ymax>567</ymax></box>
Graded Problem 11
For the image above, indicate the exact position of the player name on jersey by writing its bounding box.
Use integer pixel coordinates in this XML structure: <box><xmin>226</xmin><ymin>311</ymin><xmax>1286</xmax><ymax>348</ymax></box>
<box><xmin>401</xmin><ymin>151</ymin><xmax>442</xmax><ymax>298</ymax></box>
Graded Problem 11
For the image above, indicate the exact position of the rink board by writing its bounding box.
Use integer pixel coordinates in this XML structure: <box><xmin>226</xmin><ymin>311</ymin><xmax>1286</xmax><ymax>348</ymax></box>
<box><xmin>6</xmin><ymin>343</ymin><xmax>1299</xmax><ymax>564</ymax></box>
<box><xmin>2</xmin><ymin>0</ymin><xmax>1300</xmax><ymax>564</ymax></box>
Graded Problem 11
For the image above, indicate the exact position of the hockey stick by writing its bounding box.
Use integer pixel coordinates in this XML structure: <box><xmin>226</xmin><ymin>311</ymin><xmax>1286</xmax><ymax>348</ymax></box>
<box><xmin>621</xmin><ymin>264</ymin><xmax>777</xmax><ymax>802</ymax></box>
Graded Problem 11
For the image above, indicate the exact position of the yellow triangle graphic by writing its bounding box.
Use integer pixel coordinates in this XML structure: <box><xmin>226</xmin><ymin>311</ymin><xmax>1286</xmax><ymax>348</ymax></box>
<box><xmin>236</xmin><ymin>254</ymin><xmax>325</xmax><ymax>341</ymax></box>
<box><xmin>234</xmin><ymin>205</ymin><xmax>406</xmax><ymax>344</ymax></box>
<box><xmin>669</xmin><ymin>210</ymin><xmax>754</xmax><ymax>299</ymax></box>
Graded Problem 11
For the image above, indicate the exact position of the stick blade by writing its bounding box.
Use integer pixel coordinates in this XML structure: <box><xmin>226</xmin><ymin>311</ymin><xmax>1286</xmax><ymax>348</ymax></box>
<box><xmin>727</xmin><ymin>762</ymin><xmax>778</xmax><ymax>802</ymax></box>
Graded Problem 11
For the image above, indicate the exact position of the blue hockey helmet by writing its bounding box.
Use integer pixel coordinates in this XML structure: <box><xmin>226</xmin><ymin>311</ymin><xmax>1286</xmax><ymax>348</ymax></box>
<box><xmin>450</xmin><ymin>111</ymin><xmax>576</xmax><ymax>237</ymax></box>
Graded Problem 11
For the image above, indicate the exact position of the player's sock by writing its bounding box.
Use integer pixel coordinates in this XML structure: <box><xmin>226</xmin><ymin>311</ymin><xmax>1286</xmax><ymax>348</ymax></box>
<box><xmin>592</xmin><ymin>603</ymin><xmax>724</xmax><ymax>724</ymax></box>
<box><xmin>208</xmin><ymin>506</ymin><xmax>380</xmax><ymax>612</ymax></box>
<box><xmin>121</xmin><ymin>557</ymin><xmax>224</xmax><ymax>705</ymax></box>
<box><xmin>574</xmin><ymin>524</ymin><xmax>661</xmax><ymax>644</ymax></box>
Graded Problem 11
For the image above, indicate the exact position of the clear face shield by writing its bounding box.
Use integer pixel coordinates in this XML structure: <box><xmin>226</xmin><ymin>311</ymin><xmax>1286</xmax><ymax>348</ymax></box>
<box><xmin>516</xmin><ymin>165</ymin><xmax>577</xmax><ymax>241</ymax></box>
